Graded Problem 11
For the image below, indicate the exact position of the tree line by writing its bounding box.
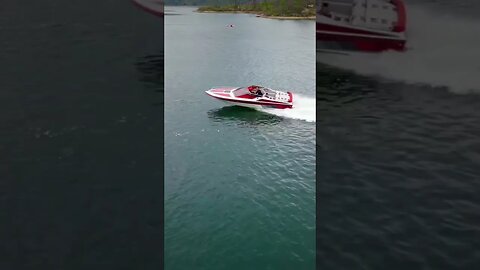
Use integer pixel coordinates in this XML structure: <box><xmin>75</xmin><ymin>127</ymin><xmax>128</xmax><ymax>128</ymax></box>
<box><xmin>186</xmin><ymin>0</ymin><xmax>315</xmax><ymax>17</ymax></box>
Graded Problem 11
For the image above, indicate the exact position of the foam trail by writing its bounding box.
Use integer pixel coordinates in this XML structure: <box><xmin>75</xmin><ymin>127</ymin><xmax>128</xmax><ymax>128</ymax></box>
<box><xmin>260</xmin><ymin>94</ymin><xmax>316</xmax><ymax>122</ymax></box>
<box><xmin>319</xmin><ymin>5</ymin><xmax>480</xmax><ymax>94</ymax></box>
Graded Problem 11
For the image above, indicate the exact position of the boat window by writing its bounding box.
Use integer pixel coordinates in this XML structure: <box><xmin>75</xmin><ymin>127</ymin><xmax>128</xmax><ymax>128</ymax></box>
<box><xmin>372</xmin><ymin>4</ymin><xmax>378</xmax><ymax>8</ymax></box>
<box><xmin>334</xmin><ymin>16</ymin><xmax>341</xmax><ymax>21</ymax></box>
<box><xmin>383</xmin><ymin>6</ymin><xmax>388</xmax><ymax>9</ymax></box>
<box><xmin>371</xmin><ymin>18</ymin><xmax>377</xmax><ymax>23</ymax></box>
<box><xmin>361</xmin><ymin>16</ymin><xmax>366</xmax><ymax>21</ymax></box>
<box><xmin>381</xmin><ymin>19</ymin><xmax>387</xmax><ymax>24</ymax></box>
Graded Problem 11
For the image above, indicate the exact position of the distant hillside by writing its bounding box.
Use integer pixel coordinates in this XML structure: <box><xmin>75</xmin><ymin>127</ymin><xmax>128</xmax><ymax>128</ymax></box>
<box><xmin>196</xmin><ymin>0</ymin><xmax>315</xmax><ymax>18</ymax></box>
<box><xmin>165</xmin><ymin>0</ymin><xmax>254</xmax><ymax>6</ymax></box>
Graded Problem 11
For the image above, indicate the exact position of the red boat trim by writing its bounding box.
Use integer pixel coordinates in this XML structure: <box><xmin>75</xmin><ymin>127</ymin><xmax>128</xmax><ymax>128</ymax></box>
<box><xmin>287</xmin><ymin>92</ymin><xmax>293</xmax><ymax>103</ymax></box>
<box><xmin>318</xmin><ymin>33</ymin><xmax>406</xmax><ymax>52</ymax></box>
<box><xmin>317</xmin><ymin>21</ymin><xmax>397</xmax><ymax>37</ymax></box>
<box><xmin>317</xmin><ymin>30</ymin><xmax>405</xmax><ymax>41</ymax></box>
<box><xmin>392</xmin><ymin>0</ymin><xmax>407</xmax><ymax>32</ymax></box>
<box><xmin>208</xmin><ymin>94</ymin><xmax>292</xmax><ymax>108</ymax></box>
<box><xmin>131</xmin><ymin>0</ymin><xmax>164</xmax><ymax>17</ymax></box>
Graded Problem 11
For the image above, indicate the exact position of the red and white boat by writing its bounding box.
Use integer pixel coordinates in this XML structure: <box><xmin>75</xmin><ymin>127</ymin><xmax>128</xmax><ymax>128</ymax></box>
<box><xmin>205</xmin><ymin>86</ymin><xmax>293</xmax><ymax>109</ymax></box>
<box><xmin>317</xmin><ymin>0</ymin><xmax>407</xmax><ymax>53</ymax></box>
<box><xmin>131</xmin><ymin>0</ymin><xmax>164</xmax><ymax>17</ymax></box>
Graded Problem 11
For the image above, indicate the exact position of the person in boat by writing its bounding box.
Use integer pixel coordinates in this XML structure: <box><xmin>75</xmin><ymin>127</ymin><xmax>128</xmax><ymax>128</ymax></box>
<box><xmin>320</xmin><ymin>3</ymin><xmax>331</xmax><ymax>17</ymax></box>
<box><xmin>247</xmin><ymin>85</ymin><xmax>263</xmax><ymax>97</ymax></box>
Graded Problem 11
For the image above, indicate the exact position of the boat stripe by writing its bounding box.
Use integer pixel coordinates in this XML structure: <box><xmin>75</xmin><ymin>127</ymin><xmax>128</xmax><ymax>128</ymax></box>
<box><xmin>317</xmin><ymin>23</ymin><xmax>397</xmax><ymax>37</ymax></box>
<box><xmin>208</xmin><ymin>95</ymin><xmax>292</xmax><ymax>107</ymax></box>
<box><xmin>317</xmin><ymin>30</ymin><xmax>405</xmax><ymax>41</ymax></box>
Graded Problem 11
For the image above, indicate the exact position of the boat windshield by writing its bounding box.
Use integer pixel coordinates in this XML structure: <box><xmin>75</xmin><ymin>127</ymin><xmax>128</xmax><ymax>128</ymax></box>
<box><xmin>241</xmin><ymin>85</ymin><xmax>277</xmax><ymax>98</ymax></box>
<box><xmin>233</xmin><ymin>86</ymin><xmax>260</xmax><ymax>97</ymax></box>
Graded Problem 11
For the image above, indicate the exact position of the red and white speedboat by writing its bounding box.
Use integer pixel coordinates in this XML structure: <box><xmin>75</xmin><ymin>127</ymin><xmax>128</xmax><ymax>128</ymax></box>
<box><xmin>317</xmin><ymin>0</ymin><xmax>407</xmax><ymax>53</ymax></box>
<box><xmin>131</xmin><ymin>0</ymin><xmax>164</xmax><ymax>17</ymax></box>
<box><xmin>205</xmin><ymin>86</ymin><xmax>293</xmax><ymax>109</ymax></box>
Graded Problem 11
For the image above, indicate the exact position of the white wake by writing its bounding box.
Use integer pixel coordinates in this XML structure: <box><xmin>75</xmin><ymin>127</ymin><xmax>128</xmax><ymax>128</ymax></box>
<box><xmin>260</xmin><ymin>94</ymin><xmax>316</xmax><ymax>122</ymax></box>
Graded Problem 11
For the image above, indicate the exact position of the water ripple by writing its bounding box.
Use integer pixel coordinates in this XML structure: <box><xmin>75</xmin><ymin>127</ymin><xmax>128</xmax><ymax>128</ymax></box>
<box><xmin>317</xmin><ymin>61</ymin><xmax>480</xmax><ymax>268</ymax></box>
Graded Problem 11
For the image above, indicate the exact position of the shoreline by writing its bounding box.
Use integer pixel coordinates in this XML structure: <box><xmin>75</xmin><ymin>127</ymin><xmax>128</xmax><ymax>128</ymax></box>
<box><xmin>196</xmin><ymin>10</ymin><xmax>315</xmax><ymax>20</ymax></box>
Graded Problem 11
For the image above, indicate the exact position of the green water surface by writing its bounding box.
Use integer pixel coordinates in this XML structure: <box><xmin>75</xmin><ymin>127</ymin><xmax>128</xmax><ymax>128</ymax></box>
<box><xmin>165</xmin><ymin>6</ymin><xmax>315</xmax><ymax>270</ymax></box>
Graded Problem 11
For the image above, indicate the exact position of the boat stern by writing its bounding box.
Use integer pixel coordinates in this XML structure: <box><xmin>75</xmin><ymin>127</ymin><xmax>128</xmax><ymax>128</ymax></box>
<box><xmin>287</xmin><ymin>92</ymin><xmax>293</xmax><ymax>103</ymax></box>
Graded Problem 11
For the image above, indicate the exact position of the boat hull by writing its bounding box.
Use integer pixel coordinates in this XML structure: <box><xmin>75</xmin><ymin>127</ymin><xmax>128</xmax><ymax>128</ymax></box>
<box><xmin>217</xmin><ymin>99</ymin><xmax>291</xmax><ymax>110</ymax></box>
<box><xmin>317</xmin><ymin>24</ymin><xmax>406</xmax><ymax>52</ymax></box>
<box><xmin>317</xmin><ymin>35</ymin><xmax>406</xmax><ymax>53</ymax></box>
<box><xmin>205</xmin><ymin>88</ymin><xmax>293</xmax><ymax>109</ymax></box>
<box><xmin>131</xmin><ymin>0</ymin><xmax>164</xmax><ymax>17</ymax></box>
<box><xmin>317</xmin><ymin>0</ymin><xmax>407</xmax><ymax>53</ymax></box>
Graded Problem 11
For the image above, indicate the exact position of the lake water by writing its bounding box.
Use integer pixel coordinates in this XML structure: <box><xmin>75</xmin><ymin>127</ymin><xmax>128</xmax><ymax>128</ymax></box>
<box><xmin>3</xmin><ymin>0</ymin><xmax>477</xmax><ymax>268</ymax></box>
<box><xmin>1</xmin><ymin>0</ymin><xmax>163</xmax><ymax>268</ymax></box>
<box><xmin>317</xmin><ymin>0</ymin><xmax>480</xmax><ymax>268</ymax></box>
<box><xmin>165</xmin><ymin>6</ymin><xmax>316</xmax><ymax>270</ymax></box>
